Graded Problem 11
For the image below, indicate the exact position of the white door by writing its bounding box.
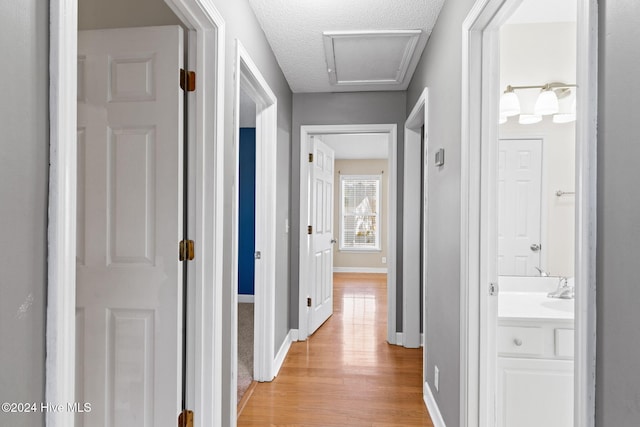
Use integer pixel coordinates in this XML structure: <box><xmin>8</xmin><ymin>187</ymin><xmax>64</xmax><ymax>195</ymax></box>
<box><xmin>76</xmin><ymin>26</ymin><xmax>184</xmax><ymax>427</ymax></box>
<box><xmin>308</xmin><ymin>136</ymin><xmax>335</xmax><ymax>335</ymax></box>
<box><xmin>498</xmin><ymin>139</ymin><xmax>543</xmax><ymax>276</ymax></box>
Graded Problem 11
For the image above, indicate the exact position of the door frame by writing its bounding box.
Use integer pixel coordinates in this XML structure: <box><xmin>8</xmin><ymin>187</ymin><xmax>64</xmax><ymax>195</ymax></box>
<box><xmin>460</xmin><ymin>0</ymin><xmax>598</xmax><ymax>426</ymax></box>
<box><xmin>298</xmin><ymin>124</ymin><xmax>397</xmax><ymax>342</ymax></box>
<box><xmin>230</xmin><ymin>39</ymin><xmax>278</xmax><ymax>423</ymax></box>
<box><xmin>403</xmin><ymin>88</ymin><xmax>429</xmax><ymax>349</ymax></box>
<box><xmin>47</xmin><ymin>1</ymin><xmax>226</xmax><ymax>426</ymax></box>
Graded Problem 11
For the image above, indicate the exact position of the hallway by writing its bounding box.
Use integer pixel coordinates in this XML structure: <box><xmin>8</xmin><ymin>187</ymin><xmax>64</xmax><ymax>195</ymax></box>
<box><xmin>238</xmin><ymin>273</ymin><xmax>433</xmax><ymax>426</ymax></box>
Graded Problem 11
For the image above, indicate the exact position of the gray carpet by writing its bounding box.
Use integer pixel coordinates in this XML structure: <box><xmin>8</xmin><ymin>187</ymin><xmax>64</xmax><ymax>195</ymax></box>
<box><xmin>237</xmin><ymin>302</ymin><xmax>254</xmax><ymax>403</ymax></box>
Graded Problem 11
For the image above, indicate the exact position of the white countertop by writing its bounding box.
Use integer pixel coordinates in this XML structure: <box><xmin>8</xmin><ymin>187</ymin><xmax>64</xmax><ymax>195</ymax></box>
<box><xmin>498</xmin><ymin>291</ymin><xmax>575</xmax><ymax>320</ymax></box>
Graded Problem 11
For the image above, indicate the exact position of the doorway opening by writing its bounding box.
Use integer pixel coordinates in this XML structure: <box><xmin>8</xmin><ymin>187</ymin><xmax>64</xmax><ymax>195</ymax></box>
<box><xmin>236</xmin><ymin>87</ymin><xmax>256</xmax><ymax>407</ymax></box>
<box><xmin>48</xmin><ymin>0</ymin><xmax>225</xmax><ymax>425</ymax></box>
<box><xmin>298</xmin><ymin>125</ymin><xmax>397</xmax><ymax>344</ymax></box>
<box><xmin>460</xmin><ymin>0</ymin><xmax>597</xmax><ymax>426</ymax></box>
<box><xmin>231</xmin><ymin>40</ymin><xmax>278</xmax><ymax>422</ymax></box>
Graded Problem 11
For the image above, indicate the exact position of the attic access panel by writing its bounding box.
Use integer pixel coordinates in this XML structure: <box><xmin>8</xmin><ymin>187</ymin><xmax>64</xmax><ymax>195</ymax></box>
<box><xmin>323</xmin><ymin>30</ymin><xmax>421</xmax><ymax>87</ymax></box>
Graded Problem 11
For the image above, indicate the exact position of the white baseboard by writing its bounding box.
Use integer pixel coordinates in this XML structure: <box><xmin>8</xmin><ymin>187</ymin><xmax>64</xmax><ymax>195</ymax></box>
<box><xmin>423</xmin><ymin>382</ymin><xmax>446</xmax><ymax>427</ymax></box>
<box><xmin>393</xmin><ymin>332</ymin><xmax>425</xmax><ymax>347</ymax></box>
<box><xmin>396</xmin><ymin>332</ymin><xmax>403</xmax><ymax>346</ymax></box>
<box><xmin>290</xmin><ymin>329</ymin><xmax>299</xmax><ymax>342</ymax></box>
<box><xmin>333</xmin><ymin>267</ymin><xmax>388</xmax><ymax>273</ymax></box>
<box><xmin>237</xmin><ymin>294</ymin><xmax>254</xmax><ymax>303</ymax></box>
<box><xmin>273</xmin><ymin>329</ymin><xmax>294</xmax><ymax>377</ymax></box>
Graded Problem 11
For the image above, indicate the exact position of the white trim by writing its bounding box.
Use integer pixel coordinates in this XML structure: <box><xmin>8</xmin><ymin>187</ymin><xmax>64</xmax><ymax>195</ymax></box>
<box><xmin>460</xmin><ymin>1</ymin><xmax>598</xmax><ymax>427</ymax></box>
<box><xmin>237</xmin><ymin>295</ymin><xmax>255</xmax><ymax>303</ymax></box>
<box><xmin>404</xmin><ymin>88</ymin><xmax>429</xmax><ymax>352</ymax></box>
<box><xmin>231</xmin><ymin>42</ymin><xmax>278</xmax><ymax>427</ymax></box>
<box><xmin>273</xmin><ymin>330</ymin><xmax>294</xmax><ymax>377</ymax></box>
<box><xmin>47</xmin><ymin>0</ymin><xmax>226</xmax><ymax>426</ymax></box>
<box><xmin>299</xmin><ymin>124</ymin><xmax>397</xmax><ymax>343</ymax></box>
<box><xmin>333</xmin><ymin>267</ymin><xmax>388</xmax><ymax>273</ymax></box>
<box><xmin>424</xmin><ymin>382</ymin><xmax>447</xmax><ymax>427</ymax></box>
<box><xmin>47</xmin><ymin>2</ymin><xmax>78</xmax><ymax>426</ymax></box>
<box><xmin>290</xmin><ymin>329</ymin><xmax>300</xmax><ymax>342</ymax></box>
<box><xmin>395</xmin><ymin>332</ymin><xmax>403</xmax><ymax>346</ymax></box>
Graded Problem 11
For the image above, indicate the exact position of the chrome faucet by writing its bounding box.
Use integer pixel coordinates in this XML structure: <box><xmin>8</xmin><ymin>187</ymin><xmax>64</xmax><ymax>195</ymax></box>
<box><xmin>535</xmin><ymin>266</ymin><xmax>550</xmax><ymax>277</ymax></box>
<box><xmin>547</xmin><ymin>277</ymin><xmax>574</xmax><ymax>299</ymax></box>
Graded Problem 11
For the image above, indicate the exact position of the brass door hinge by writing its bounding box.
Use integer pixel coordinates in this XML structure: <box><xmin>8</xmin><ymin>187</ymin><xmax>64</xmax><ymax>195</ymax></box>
<box><xmin>178</xmin><ymin>409</ymin><xmax>193</xmax><ymax>427</ymax></box>
<box><xmin>307</xmin><ymin>225</ymin><xmax>312</xmax><ymax>234</ymax></box>
<box><xmin>308</xmin><ymin>153</ymin><xmax>313</xmax><ymax>163</ymax></box>
<box><xmin>180</xmin><ymin>69</ymin><xmax>196</xmax><ymax>92</ymax></box>
<box><xmin>179</xmin><ymin>239</ymin><xmax>195</xmax><ymax>261</ymax></box>
<box><xmin>307</xmin><ymin>297</ymin><xmax>312</xmax><ymax>307</ymax></box>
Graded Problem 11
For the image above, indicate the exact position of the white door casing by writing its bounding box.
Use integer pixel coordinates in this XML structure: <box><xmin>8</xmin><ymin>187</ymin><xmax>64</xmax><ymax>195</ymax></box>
<box><xmin>460</xmin><ymin>1</ymin><xmax>598</xmax><ymax>427</ymax></box>
<box><xmin>308</xmin><ymin>136</ymin><xmax>335</xmax><ymax>335</ymax></box>
<box><xmin>298</xmin><ymin>124</ymin><xmax>397</xmax><ymax>343</ymax></box>
<box><xmin>498</xmin><ymin>138</ymin><xmax>542</xmax><ymax>276</ymax></box>
<box><xmin>76</xmin><ymin>26</ymin><xmax>183</xmax><ymax>426</ymax></box>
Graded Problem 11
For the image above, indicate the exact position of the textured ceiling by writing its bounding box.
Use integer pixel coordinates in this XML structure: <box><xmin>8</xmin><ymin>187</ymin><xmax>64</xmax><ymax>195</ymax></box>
<box><xmin>248</xmin><ymin>0</ymin><xmax>445</xmax><ymax>93</ymax></box>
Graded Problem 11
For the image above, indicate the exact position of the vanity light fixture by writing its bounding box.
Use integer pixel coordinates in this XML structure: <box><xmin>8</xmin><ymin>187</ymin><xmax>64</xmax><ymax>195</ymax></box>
<box><xmin>499</xmin><ymin>85</ymin><xmax>521</xmax><ymax>117</ymax></box>
<box><xmin>553</xmin><ymin>98</ymin><xmax>577</xmax><ymax>124</ymax></box>
<box><xmin>499</xmin><ymin>82</ymin><xmax>576</xmax><ymax>124</ymax></box>
<box><xmin>534</xmin><ymin>85</ymin><xmax>560</xmax><ymax>116</ymax></box>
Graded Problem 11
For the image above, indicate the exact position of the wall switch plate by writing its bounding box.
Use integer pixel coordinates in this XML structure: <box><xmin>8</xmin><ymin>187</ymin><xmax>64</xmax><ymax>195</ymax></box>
<box><xmin>382</xmin><ymin>256</ymin><xmax>387</xmax><ymax>264</ymax></box>
<box><xmin>434</xmin><ymin>365</ymin><xmax>440</xmax><ymax>391</ymax></box>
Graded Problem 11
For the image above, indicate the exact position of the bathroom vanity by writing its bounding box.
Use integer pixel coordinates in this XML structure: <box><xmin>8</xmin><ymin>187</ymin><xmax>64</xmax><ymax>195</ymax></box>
<box><xmin>497</xmin><ymin>279</ymin><xmax>574</xmax><ymax>427</ymax></box>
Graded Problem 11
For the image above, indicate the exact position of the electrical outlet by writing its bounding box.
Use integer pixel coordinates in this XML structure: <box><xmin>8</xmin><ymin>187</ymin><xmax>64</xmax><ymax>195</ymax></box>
<box><xmin>382</xmin><ymin>256</ymin><xmax>387</xmax><ymax>264</ymax></box>
<box><xmin>434</xmin><ymin>366</ymin><xmax>440</xmax><ymax>392</ymax></box>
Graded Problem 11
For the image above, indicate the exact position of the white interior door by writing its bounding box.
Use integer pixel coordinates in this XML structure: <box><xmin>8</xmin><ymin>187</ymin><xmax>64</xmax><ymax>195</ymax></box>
<box><xmin>498</xmin><ymin>138</ymin><xmax>542</xmax><ymax>276</ymax></box>
<box><xmin>308</xmin><ymin>136</ymin><xmax>335</xmax><ymax>335</ymax></box>
<box><xmin>76</xmin><ymin>26</ymin><xmax>184</xmax><ymax>427</ymax></box>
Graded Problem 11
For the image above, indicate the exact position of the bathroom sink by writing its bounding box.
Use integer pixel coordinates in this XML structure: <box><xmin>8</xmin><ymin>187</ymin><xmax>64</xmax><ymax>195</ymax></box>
<box><xmin>498</xmin><ymin>292</ymin><xmax>575</xmax><ymax>320</ymax></box>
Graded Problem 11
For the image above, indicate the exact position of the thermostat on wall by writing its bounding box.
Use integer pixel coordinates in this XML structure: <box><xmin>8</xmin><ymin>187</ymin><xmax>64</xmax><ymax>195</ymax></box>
<box><xmin>435</xmin><ymin>148</ymin><xmax>445</xmax><ymax>166</ymax></box>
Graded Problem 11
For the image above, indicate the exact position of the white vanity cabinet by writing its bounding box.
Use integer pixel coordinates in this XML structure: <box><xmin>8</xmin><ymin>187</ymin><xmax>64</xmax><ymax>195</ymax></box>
<box><xmin>497</xmin><ymin>319</ymin><xmax>574</xmax><ymax>427</ymax></box>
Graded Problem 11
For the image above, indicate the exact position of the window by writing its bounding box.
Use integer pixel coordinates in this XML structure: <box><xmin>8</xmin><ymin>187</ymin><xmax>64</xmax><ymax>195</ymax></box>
<box><xmin>340</xmin><ymin>175</ymin><xmax>381</xmax><ymax>251</ymax></box>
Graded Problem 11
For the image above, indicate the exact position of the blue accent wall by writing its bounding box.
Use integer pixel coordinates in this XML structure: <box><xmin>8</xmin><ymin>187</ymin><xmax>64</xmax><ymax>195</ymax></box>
<box><xmin>238</xmin><ymin>128</ymin><xmax>256</xmax><ymax>295</ymax></box>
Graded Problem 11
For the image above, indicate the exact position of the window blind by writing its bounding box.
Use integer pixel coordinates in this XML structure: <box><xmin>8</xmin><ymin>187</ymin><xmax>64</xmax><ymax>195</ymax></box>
<box><xmin>340</xmin><ymin>175</ymin><xmax>381</xmax><ymax>250</ymax></box>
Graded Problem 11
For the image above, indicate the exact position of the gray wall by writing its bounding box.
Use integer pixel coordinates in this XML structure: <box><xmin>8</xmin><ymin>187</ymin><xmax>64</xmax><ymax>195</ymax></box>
<box><xmin>596</xmin><ymin>1</ymin><xmax>640</xmax><ymax>425</ymax></box>
<box><xmin>0</xmin><ymin>0</ymin><xmax>49</xmax><ymax>426</ymax></box>
<box><xmin>211</xmin><ymin>0</ymin><xmax>292</xmax><ymax>423</ymax></box>
<box><xmin>406</xmin><ymin>0</ymin><xmax>476</xmax><ymax>425</ymax></box>
<box><xmin>290</xmin><ymin>91</ymin><xmax>406</xmax><ymax>330</ymax></box>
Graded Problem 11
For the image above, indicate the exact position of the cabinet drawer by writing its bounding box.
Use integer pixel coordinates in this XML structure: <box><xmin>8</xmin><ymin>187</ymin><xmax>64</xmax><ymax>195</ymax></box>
<box><xmin>498</xmin><ymin>326</ymin><xmax>544</xmax><ymax>356</ymax></box>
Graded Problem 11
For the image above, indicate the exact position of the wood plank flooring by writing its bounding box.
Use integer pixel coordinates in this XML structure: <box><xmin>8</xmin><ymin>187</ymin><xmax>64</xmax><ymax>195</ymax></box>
<box><xmin>238</xmin><ymin>273</ymin><xmax>434</xmax><ymax>426</ymax></box>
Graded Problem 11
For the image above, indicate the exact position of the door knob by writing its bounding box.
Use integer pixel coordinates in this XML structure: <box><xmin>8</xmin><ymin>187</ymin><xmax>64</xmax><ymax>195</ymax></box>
<box><xmin>330</xmin><ymin>239</ymin><xmax>337</xmax><ymax>244</ymax></box>
<box><xmin>530</xmin><ymin>243</ymin><xmax>541</xmax><ymax>252</ymax></box>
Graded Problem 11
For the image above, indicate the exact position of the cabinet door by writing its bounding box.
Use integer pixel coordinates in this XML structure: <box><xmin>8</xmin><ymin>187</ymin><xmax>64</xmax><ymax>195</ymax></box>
<box><xmin>497</xmin><ymin>357</ymin><xmax>573</xmax><ymax>427</ymax></box>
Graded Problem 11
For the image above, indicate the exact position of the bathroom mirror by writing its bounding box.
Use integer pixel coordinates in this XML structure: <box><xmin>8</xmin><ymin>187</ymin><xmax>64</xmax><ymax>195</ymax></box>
<box><xmin>497</xmin><ymin>21</ymin><xmax>576</xmax><ymax>278</ymax></box>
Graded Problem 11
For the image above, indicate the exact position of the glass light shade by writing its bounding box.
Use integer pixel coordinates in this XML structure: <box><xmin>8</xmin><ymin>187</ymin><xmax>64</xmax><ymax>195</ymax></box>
<box><xmin>499</xmin><ymin>115</ymin><xmax>507</xmax><ymax>124</ymax></box>
<box><xmin>519</xmin><ymin>114</ymin><xmax>542</xmax><ymax>125</ymax></box>
<box><xmin>534</xmin><ymin>89</ymin><xmax>559</xmax><ymax>116</ymax></box>
<box><xmin>500</xmin><ymin>91</ymin><xmax>521</xmax><ymax>117</ymax></box>
<box><xmin>553</xmin><ymin>113</ymin><xmax>576</xmax><ymax>124</ymax></box>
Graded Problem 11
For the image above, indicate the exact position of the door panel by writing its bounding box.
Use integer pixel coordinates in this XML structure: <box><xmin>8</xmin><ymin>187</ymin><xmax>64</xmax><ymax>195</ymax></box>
<box><xmin>308</xmin><ymin>137</ymin><xmax>335</xmax><ymax>335</ymax></box>
<box><xmin>498</xmin><ymin>139</ymin><xmax>542</xmax><ymax>276</ymax></box>
<box><xmin>77</xmin><ymin>26</ymin><xmax>184</xmax><ymax>427</ymax></box>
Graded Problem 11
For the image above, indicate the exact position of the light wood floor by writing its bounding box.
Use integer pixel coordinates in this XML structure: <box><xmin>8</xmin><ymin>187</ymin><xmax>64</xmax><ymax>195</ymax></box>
<box><xmin>238</xmin><ymin>273</ymin><xmax>434</xmax><ymax>426</ymax></box>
